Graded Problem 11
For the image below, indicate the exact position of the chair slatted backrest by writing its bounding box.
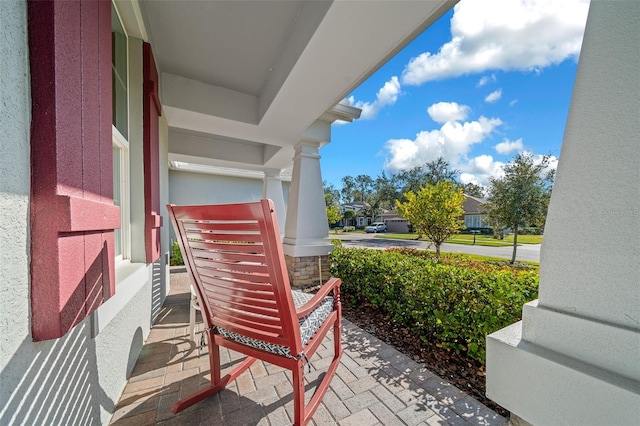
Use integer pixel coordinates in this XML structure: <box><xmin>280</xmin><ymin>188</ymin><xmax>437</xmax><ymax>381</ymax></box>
<box><xmin>167</xmin><ymin>200</ymin><xmax>302</xmax><ymax>355</ymax></box>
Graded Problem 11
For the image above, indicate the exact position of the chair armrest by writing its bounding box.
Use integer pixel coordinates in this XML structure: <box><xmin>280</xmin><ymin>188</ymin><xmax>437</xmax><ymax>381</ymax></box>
<box><xmin>296</xmin><ymin>277</ymin><xmax>341</xmax><ymax>318</ymax></box>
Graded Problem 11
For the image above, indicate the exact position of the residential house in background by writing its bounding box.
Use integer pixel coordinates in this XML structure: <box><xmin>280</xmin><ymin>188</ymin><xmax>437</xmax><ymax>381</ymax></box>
<box><xmin>340</xmin><ymin>201</ymin><xmax>370</xmax><ymax>227</ymax></box>
<box><xmin>381</xmin><ymin>211</ymin><xmax>411</xmax><ymax>233</ymax></box>
<box><xmin>462</xmin><ymin>194</ymin><xmax>489</xmax><ymax>231</ymax></box>
<box><xmin>379</xmin><ymin>194</ymin><xmax>488</xmax><ymax>234</ymax></box>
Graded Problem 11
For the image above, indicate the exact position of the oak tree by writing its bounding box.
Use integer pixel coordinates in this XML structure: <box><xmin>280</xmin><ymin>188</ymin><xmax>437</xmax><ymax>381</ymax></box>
<box><xmin>484</xmin><ymin>153</ymin><xmax>554</xmax><ymax>263</ymax></box>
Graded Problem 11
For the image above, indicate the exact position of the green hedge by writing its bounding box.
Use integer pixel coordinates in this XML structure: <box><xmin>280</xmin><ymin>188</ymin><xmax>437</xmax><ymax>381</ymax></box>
<box><xmin>171</xmin><ymin>241</ymin><xmax>185</xmax><ymax>266</ymax></box>
<box><xmin>329</xmin><ymin>247</ymin><xmax>538</xmax><ymax>362</ymax></box>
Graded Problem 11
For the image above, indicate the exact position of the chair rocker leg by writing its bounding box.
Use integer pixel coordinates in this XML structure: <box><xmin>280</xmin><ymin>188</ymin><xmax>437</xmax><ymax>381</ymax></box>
<box><xmin>172</xmin><ymin>355</ymin><xmax>256</xmax><ymax>414</ymax></box>
<box><xmin>294</xmin><ymin>324</ymin><xmax>343</xmax><ymax>425</ymax></box>
<box><xmin>298</xmin><ymin>349</ymin><xmax>342</xmax><ymax>426</ymax></box>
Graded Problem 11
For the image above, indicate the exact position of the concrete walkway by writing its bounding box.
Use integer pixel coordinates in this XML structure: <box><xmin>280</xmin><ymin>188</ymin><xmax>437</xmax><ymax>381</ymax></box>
<box><xmin>109</xmin><ymin>271</ymin><xmax>506</xmax><ymax>425</ymax></box>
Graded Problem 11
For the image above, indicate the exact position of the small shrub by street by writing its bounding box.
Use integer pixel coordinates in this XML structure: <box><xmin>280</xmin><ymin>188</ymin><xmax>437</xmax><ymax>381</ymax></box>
<box><xmin>330</xmin><ymin>246</ymin><xmax>538</xmax><ymax>362</ymax></box>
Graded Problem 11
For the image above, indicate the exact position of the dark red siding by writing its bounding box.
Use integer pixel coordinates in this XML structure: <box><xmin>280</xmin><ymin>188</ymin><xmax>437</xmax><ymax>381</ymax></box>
<box><xmin>143</xmin><ymin>43</ymin><xmax>162</xmax><ymax>263</ymax></box>
<box><xmin>28</xmin><ymin>0</ymin><xmax>119</xmax><ymax>341</ymax></box>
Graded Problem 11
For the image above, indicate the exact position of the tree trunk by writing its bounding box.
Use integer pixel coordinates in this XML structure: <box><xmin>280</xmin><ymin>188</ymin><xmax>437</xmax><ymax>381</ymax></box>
<box><xmin>511</xmin><ymin>226</ymin><xmax>518</xmax><ymax>264</ymax></box>
<box><xmin>435</xmin><ymin>243</ymin><xmax>441</xmax><ymax>257</ymax></box>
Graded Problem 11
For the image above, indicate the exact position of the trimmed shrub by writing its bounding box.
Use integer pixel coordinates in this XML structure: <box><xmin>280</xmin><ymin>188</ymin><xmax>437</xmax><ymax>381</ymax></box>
<box><xmin>330</xmin><ymin>238</ymin><xmax>343</xmax><ymax>247</ymax></box>
<box><xmin>518</xmin><ymin>226</ymin><xmax>544</xmax><ymax>235</ymax></box>
<box><xmin>330</xmin><ymin>247</ymin><xmax>538</xmax><ymax>362</ymax></box>
<box><xmin>171</xmin><ymin>241</ymin><xmax>185</xmax><ymax>266</ymax></box>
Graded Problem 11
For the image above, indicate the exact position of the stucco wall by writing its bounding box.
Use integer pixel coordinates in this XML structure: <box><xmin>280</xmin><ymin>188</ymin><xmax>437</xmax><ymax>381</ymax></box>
<box><xmin>156</xmin><ymin>114</ymin><xmax>171</xmax><ymax>320</ymax></box>
<box><xmin>0</xmin><ymin>0</ymin><xmax>33</xmax><ymax>417</ymax></box>
<box><xmin>169</xmin><ymin>169</ymin><xmax>290</xmax><ymax>207</ymax></box>
<box><xmin>538</xmin><ymin>0</ymin><xmax>640</xmax><ymax>328</ymax></box>
<box><xmin>0</xmin><ymin>4</ymin><xmax>158</xmax><ymax>424</ymax></box>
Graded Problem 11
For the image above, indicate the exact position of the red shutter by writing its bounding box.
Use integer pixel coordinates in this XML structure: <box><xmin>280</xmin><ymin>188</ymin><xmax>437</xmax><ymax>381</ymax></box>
<box><xmin>28</xmin><ymin>0</ymin><xmax>119</xmax><ymax>341</ymax></box>
<box><xmin>143</xmin><ymin>43</ymin><xmax>163</xmax><ymax>263</ymax></box>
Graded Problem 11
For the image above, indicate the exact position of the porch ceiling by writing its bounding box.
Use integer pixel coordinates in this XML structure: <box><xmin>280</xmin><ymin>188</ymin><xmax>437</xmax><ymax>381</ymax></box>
<box><xmin>135</xmin><ymin>0</ymin><xmax>457</xmax><ymax>173</ymax></box>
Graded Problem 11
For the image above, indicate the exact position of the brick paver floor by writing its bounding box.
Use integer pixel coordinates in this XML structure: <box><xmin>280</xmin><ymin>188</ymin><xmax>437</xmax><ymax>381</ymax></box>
<box><xmin>109</xmin><ymin>270</ymin><xmax>506</xmax><ymax>426</ymax></box>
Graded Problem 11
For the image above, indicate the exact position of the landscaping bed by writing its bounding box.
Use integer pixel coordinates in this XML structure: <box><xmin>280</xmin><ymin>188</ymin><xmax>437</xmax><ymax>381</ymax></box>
<box><xmin>342</xmin><ymin>293</ymin><xmax>509</xmax><ymax>416</ymax></box>
<box><xmin>330</xmin><ymin>246</ymin><xmax>540</xmax><ymax>416</ymax></box>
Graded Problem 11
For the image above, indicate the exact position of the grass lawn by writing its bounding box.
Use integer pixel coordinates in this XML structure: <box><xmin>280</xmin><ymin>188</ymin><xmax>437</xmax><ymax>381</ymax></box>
<box><xmin>330</xmin><ymin>228</ymin><xmax>366</xmax><ymax>234</ymax></box>
<box><xmin>374</xmin><ymin>232</ymin><xmax>420</xmax><ymax>240</ymax></box>
<box><xmin>446</xmin><ymin>234</ymin><xmax>513</xmax><ymax>246</ymax></box>
<box><xmin>377</xmin><ymin>232</ymin><xmax>543</xmax><ymax>246</ymax></box>
<box><xmin>503</xmin><ymin>234</ymin><xmax>543</xmax><ymax>244</ymax></box>
<box><xmin>442</xmin><ymin>251</ymin><xmax>539</xmax><ymax>267</ymax></box>
<box><xmin>376</xmin><ymin>233</ymin><xmax>513</xmax><ymax>247</ymax></box>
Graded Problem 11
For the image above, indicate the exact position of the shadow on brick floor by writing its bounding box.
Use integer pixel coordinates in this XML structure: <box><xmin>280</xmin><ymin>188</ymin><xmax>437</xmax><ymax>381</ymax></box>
<box><xmin>109</xmin><ymin>271</ymin><xmax>506</xmax><ymax>426</ymax></box>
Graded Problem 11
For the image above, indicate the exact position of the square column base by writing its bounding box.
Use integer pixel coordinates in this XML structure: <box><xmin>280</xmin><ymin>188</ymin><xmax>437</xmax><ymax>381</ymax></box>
<box><xmin>284</xmin><ymin>254</ymin><xmax>330</xmax><ymax>288</ymax></box>
<box><xmin>486</xmin><ymin>322</ymin><xmax>640</xmax><ymax>425</ymax></box>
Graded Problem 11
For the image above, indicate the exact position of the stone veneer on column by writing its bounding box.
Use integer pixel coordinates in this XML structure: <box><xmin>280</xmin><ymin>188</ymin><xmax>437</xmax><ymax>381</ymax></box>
<box><xmin>285</xmin><ymin>255</ymin><xmax>331</xmax><ymax>289</ymax></box>
<box><xmin>486</xmin><ymin>2</ymin><xmax>640</xmax><ymax>425</ymax></box>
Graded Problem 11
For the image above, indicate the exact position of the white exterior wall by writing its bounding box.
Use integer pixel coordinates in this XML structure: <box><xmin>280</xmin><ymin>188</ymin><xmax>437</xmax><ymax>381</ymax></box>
<box><xmin>0</xmin><ymin>5</ymin><xmax>167</xmax><ymax>424</ymax></box>
<box><xmin>158</xmin><ymin>114</ymin><xmax>171</xmax><ymax>314</ymax></box>
<box><xmin>0</xmin><ymin>0</ymin><xmax>33</xmax><ymax>420</ymax></box>
<box><xmin>169</xmin><ymin>169</ymin><xmax>290</xmax><ymax>207</ymax></box>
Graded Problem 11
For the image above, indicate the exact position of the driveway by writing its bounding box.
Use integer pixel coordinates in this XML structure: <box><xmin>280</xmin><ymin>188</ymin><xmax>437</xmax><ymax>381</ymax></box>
<box><xmin>331</xmin><ymin>232</ymin><xmax>541</xmax><ymax>263</ymax></box>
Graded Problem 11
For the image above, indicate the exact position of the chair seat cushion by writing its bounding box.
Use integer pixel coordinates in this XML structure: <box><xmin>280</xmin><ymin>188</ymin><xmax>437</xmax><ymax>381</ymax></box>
<box><xmin>217</xmin><ymin>290</ymin><xmax>334</xmax><ymax>357</ymax></box>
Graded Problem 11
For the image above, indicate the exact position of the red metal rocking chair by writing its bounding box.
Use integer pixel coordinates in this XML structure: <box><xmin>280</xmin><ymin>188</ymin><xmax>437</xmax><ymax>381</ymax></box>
<box><xmin>167</xmin><ymin>200</ymin><xmax>342</xmax><ymax>425</ymax></box>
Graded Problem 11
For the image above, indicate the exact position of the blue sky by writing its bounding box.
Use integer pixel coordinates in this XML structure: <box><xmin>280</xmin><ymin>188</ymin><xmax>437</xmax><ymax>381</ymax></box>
<box><xmin>321</xmin><ymin>0</ymin><xmax>590</xmax><ymax>189</ymax></box>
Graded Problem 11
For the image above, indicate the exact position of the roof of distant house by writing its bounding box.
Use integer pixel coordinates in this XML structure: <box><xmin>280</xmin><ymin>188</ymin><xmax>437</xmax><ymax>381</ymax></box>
<box><xmin>463</xmin><ymin>194</ymin><xmax>485</xmax><ymax>215</ymax></box>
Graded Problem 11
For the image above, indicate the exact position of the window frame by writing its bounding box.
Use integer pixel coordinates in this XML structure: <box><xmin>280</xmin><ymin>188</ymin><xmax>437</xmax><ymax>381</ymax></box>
<box><xmin>112</xmin><ymin>125</ymin><xmax>130</xmax><ymax>262</ymax></box>
<box><xmin>112</xmin><ymin>2</ymin><xmax>131</xmax><ymax>263</ymax></box>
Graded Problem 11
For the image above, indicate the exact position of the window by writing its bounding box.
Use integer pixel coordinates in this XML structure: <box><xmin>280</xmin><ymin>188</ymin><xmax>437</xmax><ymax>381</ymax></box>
<box><xmin>112</xmin><ymin>3</ymin><xmax>128</xmax><ymax>139</ymax></box>
<box><xmin>112</xmin><ymin>3</ymin><xmax>130</xmax><ymax>260</ymax></box>
<box><xmin>465</xmin><ymin>215</ymin><xmax>482</xmax><ymax>228</ymax></box>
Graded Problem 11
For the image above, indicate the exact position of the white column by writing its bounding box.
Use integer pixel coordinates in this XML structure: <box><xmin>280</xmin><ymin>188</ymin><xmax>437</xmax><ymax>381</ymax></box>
<box><xmin>486</xmin><ymin>2</ymin><xmax>640</xmax><ymax>425</ymax></box>
<box><xmin>282</xmin><ymin>141</ymin><xmax>333</xmax><ymax>257</ymax></box>
<box><xmin>262</xmin><ymin>169</ymin><xmax>287</xmax><ymax>238</ymax></box>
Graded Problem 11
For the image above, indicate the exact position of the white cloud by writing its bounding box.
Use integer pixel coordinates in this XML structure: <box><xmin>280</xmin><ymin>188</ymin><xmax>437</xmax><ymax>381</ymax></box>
<box><xmin>485</xmin><ymin>89</ymin><xmax>502</xmax><ymax>103</ymax></box>
<box><xmin>459</xmin><ymin>173</ymin><xmax>479</xmax><ymax>185</ymax></box>
<box><xmin>509</xmin><ymin>99</ymin><xmax>518</xmax><ymax>106</ymax></box>
<box><xmin>458</xmin><ymin>152</ymin><xmax>559</xmax><ymax>187</ymax></box>
<box><xmin>384</xmin><ymin>115</ymin><xmax>502</xmax><ymax>172</ymax></box>
<box><xmin>459</xmin><ymin>155</ymin><xmax>506</xmax><ymax>186</ymax></box>
<box><xmin>383</xmin><ymin>119</ymin><xmax>558</xmax><ymax>186</ymax></box>
<box><xmin>427</xmin><ymin>101</ymin><xmax>470</xmax><ymax>123</ymax></box>
<box><xmin>401</xmin><ymin>0</ymin><xmax>589</xmax><ymax>85</ymax></box>
<box><xmin>494</xmin><ymin>138</ymin><xmax>523</xmax><ymax>154</ymax></box>
<box><xmin>529</xmin><ymin>152</ymin><xmax>559</xmax><ymax>175</ymax></box>
<box><xmin>477</xmin><ymin>74</ymin><xmax>497</xmax><ymax>87</ymax></box>
<box><xmin>348</xmin><ymin>76</ymin><xmax>401</xmax><ymax>120</ymax></box>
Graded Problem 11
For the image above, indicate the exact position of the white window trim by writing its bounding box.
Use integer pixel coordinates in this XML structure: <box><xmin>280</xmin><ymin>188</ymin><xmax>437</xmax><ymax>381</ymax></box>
<box><xmin>112</xmin><ymin>1</ymin><xmax>131</xmax><ymax>265</ymax></box>
<box><xmin>91</xmin><ymin>2</ymin><xmax>142</xmax><ymax>338</ymax></box>
<box><xmin>113</xmin><ymin>125</ymin><xmax>130</xmax><ymax>262</ymax></box>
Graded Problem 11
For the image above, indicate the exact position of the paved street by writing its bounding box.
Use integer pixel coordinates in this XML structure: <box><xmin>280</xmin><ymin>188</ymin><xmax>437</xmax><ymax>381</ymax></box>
<box><xmin>332</xmin><ymin>232</ymin><xmax>541</xmax><ymax>263</ymax></box>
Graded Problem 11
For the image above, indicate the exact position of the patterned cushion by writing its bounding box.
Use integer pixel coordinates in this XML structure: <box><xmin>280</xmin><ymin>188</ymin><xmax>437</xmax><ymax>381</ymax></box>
<box><xmin>217</xmin><ymin>290</ymin><xmax>334</xmax><ymax>358</ymax></box>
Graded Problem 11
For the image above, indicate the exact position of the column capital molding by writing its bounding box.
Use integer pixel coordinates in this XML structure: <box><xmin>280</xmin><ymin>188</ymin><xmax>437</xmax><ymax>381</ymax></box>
<box><xmin>263</xmin><ymin>168</ymin><xmax>282</xmax><ymax>179</ymax></box>
<box><xmin>293</xmin><ymin>141</ymin><xmax>321</xmax><ymax>161</ymax></box>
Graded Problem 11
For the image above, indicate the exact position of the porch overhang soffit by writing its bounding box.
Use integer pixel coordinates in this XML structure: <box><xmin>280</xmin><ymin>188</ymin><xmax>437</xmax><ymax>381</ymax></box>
<box><xmin>132</xmin><ymin>0</ymin><xmax>456</xmax><ymax>171</ymax></box>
